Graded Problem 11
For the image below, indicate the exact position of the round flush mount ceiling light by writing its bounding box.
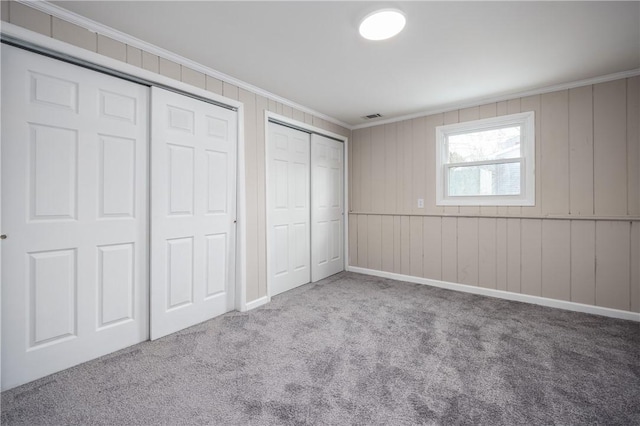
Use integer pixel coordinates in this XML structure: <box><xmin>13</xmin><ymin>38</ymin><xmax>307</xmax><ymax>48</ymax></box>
<box><xmin>359</xmin><ymin>9</ymin><xmax>406</xmax><ymax>41</ymax></box>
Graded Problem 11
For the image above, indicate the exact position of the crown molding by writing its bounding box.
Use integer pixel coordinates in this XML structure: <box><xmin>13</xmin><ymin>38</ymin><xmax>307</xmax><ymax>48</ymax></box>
<box><xmin>352</xmin><ymin>68</ymin><xmax>640</xmax><ymax>130</ymax></box>
<box><xmin>17</xmin><ymin>1</ymin><xmax>640</xmax><ymax>132</ymax></box>
<box><xmin>18</xmin><ymin>0</ymin><xmax>353</xmax><ymax>130</ymax></box>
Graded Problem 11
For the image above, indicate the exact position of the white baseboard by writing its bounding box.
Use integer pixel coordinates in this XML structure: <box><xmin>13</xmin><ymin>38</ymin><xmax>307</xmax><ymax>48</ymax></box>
<box><xmin>243</xmin><ymin>296</ymin><xmax>270</xmax><ymax>312</ymax></box>
<box><xmin>347</xmin><ymin>266</ymin><xmax>640</xmax><ymax>322</ymax></box>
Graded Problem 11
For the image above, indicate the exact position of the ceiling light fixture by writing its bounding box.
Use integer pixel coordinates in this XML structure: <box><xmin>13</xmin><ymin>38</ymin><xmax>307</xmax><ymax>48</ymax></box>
<box><xmin>359</xmin><ymin>9</ymin><xmax>406</xmax><ymax>41</ymax></box>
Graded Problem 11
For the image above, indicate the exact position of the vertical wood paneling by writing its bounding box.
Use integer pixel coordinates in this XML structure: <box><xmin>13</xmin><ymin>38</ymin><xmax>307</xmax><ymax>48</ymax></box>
<box><xmin>423</xmin><ymin>216</ymin><xmax>442</xmax><ymax>280</ymax></box>
<box><xmin>97</xmin><ymin>35</ymin><xmax>126</xmax><ymax>62</ymax></box>
<box><xmin>520</xmin><ymin>95</ymin><xmax>542</xmax><ymax>216</ymax></box>
<box><xmin>497</xmin><ymin>101</ymin><xmax>508</xmax><ymax>116</ymax></box>
<box><xmin>457</xmin><ymin>218</ymin><xmax>479</xmax><ymax>286</ymax></box>
<box><xmin>541</xmin><ymin>220</ymin><xmax>571</xmax><ymax>301</ymax></box>
<box><xmin>205</xmin><ymin>75</ymin><xmax>223</xmax><ymax>95</ymax></box>
<box><xmin>425</xmin><ymin>114</ymin><xmax>444</xmax><ymax>214</ymax></box>
<box><xmin>371</xmin><ymin>126</ymin><xmax>385</xmax><ymax>213</ymax></box>
<box><xmin>442</xmin><ymin>111</ymin><xmax>459</xmax><ymax>215</ymax></box>
<box><xmin>255</xmin><ymin>95</ymin><xmax>268</xmax><ymax>297</ymax></box>
<box><xmin>496</xmin><ymin>218</ymin><xmax>508</xmax><ymax>291</ymax></box>
<box><xmin>478</xmin><ymin>218</ymin><xmax>497</xmax><ymax>289</ymax></box>
<box><xmin>381</xmin><ymin>216</ymin><xmax>394</xmax><ymax>272</ymax></box>
<box><xmin>540</xmin><ymin>91</ymin><xmax>570</xmax><ymax>215</ymax></box>
<box><xmin>569</xmin><ymin>86</ymin><xmax>594</xmax><ymax>215</ymax></box>
<box><xmin>281</xmin><ymin>104</ymin><xmax>292</xmax><ymax>118</ymax></box>
<box><xmin>10</xmin><ymin>1</ymin><xmax>51</xmax><ymax>36</ymax></box>
<box><xmin>410</xmin><ymin>216</ymin><xmax>424</xmax><ymax>277</ymax></box>
<box><xmin>292</xmin><ymin>109</ymin><xmax>305</xmax><ymax>123</ymax></box>
<box><xmin>412</xmin><ymin>118</ymin><xmax>427</xmax><ymax>214</ymax></box>
<box><xmin>401</xmin><ymin>120</ymin><xmax>414</xmax><ymax>214</ymax></box>
<box><xmin>222</xmin><ymin>82</ymin><xmax>239</xmax><ymax>100</ymax></box>
<box><xmin>360</xmin><ymin>128</ymin><xmax>372</xmax><ymax>212</ymax></box>
<box><xmin>180</xmin><ymin>67</ymin><xmax>206</xmax><ymax>89</ymax></box>
<box><xmin>126</xmin><ymin>46</ymin><xmax>142</xmax><ymax>68</ymax></box>
<box><xmin>348</xmin><ymin>127</ymin><xmax>353</xmax><ymax>213</ymax></box>
<box><xmin>268</xmin><ymin>99</ymin><xmax>277</xmax><ymax>112</ymax></box>
<box><xmin>349</xmin><ymin>214</ymin><xmax>358</xmax><ymax>267</ymax></box>
<box><xmin>368</xmin><ymin>215</ymin><xmax>382</xmax><ymax>270</ymax></box>
<box><xmin>239</xmin><ymin>89</ymin><xmax>259</xmax><ymax>300</ymax></box>
<box><xmin>571</xmin><ymin>220</ymin><xmax>595</xmax><ymax>305</ymax></box>
<box><xmin>395</xmin><ymin>122</ymin><xmax>406</xmax><ymax>213</ymax></box>
<box><xmin>479</xmin><ymin>104</ymin><xmax>498</xmax><ymax>216</ymax></box>
<box><xmin>521</xmin><ymin>219</ymin><xmax>542</xmax><ymax>296</ymax></box>
<box><xmin>594</xmin><ymin>80</ymin><xmax>627</xmax><ymax>215</ymax></box>
<box><xmin>400</xmin><ymin>216</ymin><xmax>411</xmax><ymax>275</ymax></box>
<box><xmin>351</xmin><ymin>130</ymin><xmax>361</xmax><ymax>212</ymax></box>
<box><xmin>159</xmin><ymin>58</ymin><xmax>181</xmax><ymax>80</ymax></box>
<box><xmin>631</xmin><ymin>222</ymin><xmax>640</xmax><ymax>313</ymax></box>
<box><xmin>304</xmin><ymin>113</ymin><xmax>313</xmax><ymax>125</ymax></box>
<box><xmin>506</xmin><ymin>99</ymin><xmax>522</xmax><ymax>216</ymax></box>
<box><xmin>384</xmin><ymin>123</ymin><xmax>397</xmax><ymax>213</ymax></box>
<box><xmin>442</xmin><ymin>217</ymin><xmax>458</xmax><ymax>282</ymax></box>
<box><xmin>1</xmin><ymin>0</ymin><xmax>9</xmax><ymax>22</ymax></box>
<box><xmin>507</xmin><ymin>219</ymin><xmax>521</xmax><ymax>293</ymax></box>
<box><xmin>138</xmin><ymin>50</ymin><xmax>159</xmax><ymax>74</ymax></box>
<box><xmin>357</xmin><ymin>215</ymin><xmax>368</xmax><ymax>268</ymax></box>
<box><xmin>54</xmin><ymin>17</ymin><xmax>97</xmax><ymax>52</ymax></box>
<box><xmin>627</xmin><ymin>77</ymin><xmax>640</xmax><ymax>215</ymax></box>
<box><xmin>595</xmin><ymin>221</ymin><xmax>630</xmax><ymax>310</ymax></box>
<box><xmin>393</xmin><ymin>216</ymin><xmax>402</xmax><ymax>273</ymax></box>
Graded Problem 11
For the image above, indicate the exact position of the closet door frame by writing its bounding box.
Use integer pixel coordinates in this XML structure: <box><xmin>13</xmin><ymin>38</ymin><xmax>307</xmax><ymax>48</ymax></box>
<box><xmin>264</xmin><ymin>111</ymin><xmax>349</xmax><ymax>300</ymax></box>
<box><xmin>0</xmin><ymin>24</ymin><xmax>249</xmax><ymax>376</ymax></box>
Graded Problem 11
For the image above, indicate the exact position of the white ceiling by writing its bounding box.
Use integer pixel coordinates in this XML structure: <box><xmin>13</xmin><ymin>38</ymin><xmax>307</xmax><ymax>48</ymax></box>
<box><xmin>52</xmin><ymin>1</ymin><xmax>640</xmax><ymax>126</ymax></box>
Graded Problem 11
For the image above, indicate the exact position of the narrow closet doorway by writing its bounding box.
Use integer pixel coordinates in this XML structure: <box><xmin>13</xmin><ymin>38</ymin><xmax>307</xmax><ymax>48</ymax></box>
<box><xmin>267</xmin><ymin>121</ymin><xmax>344</xmax><ymax>297</ymax></box>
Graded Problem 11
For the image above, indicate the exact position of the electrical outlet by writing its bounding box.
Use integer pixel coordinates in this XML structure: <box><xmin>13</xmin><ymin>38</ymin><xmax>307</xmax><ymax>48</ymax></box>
<box><xmin>417</xmin><ymin>198</ymin><xmax>424</xmax><ymax>208</ymax></box>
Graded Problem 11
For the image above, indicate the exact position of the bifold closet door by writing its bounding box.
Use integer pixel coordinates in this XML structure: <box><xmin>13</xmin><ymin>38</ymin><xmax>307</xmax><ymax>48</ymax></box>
<box><xmin>267</xmin><ymin>123</ymin><xmax>311</xmax><ymax>296</ymax></box>
<box><xmin>311</xmin><ymin>134</ymin><xmax>344</xmax><ymax>282</ymax></box>
<box><xmin>1</xmin><ymin>45</ymin><xmax>149</xmax><ymax>390</ymax></box>
<box><xmin>150</xmin><ymin>87</ymin><xmax>237</xmax><ymax>340</ymax></box>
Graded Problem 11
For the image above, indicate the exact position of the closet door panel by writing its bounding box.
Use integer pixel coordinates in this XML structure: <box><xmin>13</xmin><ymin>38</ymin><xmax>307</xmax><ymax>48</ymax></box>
<box><xmin>311</xmin><ymin>134</ymin><xmax>344</xmax><ymax>282</ymax></box>
<box><xmin>267</xmin><ymin>123</ymin><xmax>311</xmax><ymax>296</ymax></box>
<box><xmin>1</xmin><ymin>45</ymin><xmax>148</xmax><ymax>390</ymax></box>
<box><xmin>150</xmin><ymin>87</ymin><xmax>237</xmax><ymax>340</ymax></box>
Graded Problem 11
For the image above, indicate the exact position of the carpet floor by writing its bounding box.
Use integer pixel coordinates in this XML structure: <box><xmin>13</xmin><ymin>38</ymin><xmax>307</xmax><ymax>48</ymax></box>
<box><xmin>2</xmin><ymin>271</ymin><xmax>639</xmax><ymax>425</ymax></box>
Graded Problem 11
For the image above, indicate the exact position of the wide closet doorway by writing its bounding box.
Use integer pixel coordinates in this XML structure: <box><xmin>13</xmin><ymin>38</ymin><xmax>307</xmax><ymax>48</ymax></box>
<box><xmin>1</xmin><ymin>45</ymin><xmax>238</xmax><ymax>390</ymax></box>
<box><xmin>267</xmin><ymin>121</ymin><xmax>344</xmax><ymax>297</ymax></box>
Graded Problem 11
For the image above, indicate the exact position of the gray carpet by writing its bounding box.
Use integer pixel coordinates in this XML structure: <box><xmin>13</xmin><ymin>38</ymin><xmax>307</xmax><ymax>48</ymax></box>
<box><xmin>2</xmin><ymin>271</ymin><xmax>639</xmax><ymax>425</ymax></box>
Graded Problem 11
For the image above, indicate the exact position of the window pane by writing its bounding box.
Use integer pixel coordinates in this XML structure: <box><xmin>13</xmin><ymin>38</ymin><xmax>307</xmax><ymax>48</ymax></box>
<box><xmin>448</xmin><ymin>162</ymin><xmax>521</xmax><ymax>196</ymax></box>
<box><xmin>447</xmin><ymin>126</ymin><xmax>521</xmax><ymax>163</ymax></box>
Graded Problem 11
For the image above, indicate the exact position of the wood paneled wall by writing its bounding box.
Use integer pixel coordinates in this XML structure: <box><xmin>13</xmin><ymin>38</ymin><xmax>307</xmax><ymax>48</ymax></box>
<box><xmin>2</xmin><ymin>1</ymin><xmax>351</xmax><ymax>303</ymax></box>
<box><xmin>350</xmin><ymin>78</ymin><xmax>640</xmax><ymax>313</ymax></box>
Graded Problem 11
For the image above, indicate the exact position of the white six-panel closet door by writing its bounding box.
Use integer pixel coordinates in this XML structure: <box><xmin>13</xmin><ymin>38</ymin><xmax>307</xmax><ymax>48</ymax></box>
<box><xmin>311</xmin><ymin>134</ymin><xmax>345</xmax><ymax>282</ymax></box>
<box><xmin>267</xmin><ymin>123</ymin><xmax>311</xmax><ymax>296</ymax></box>
<box><xmin>150</xmin><ymin>87</ymin><xmax>237</xmax><ymax>340</ymax></box>
<box><xmin>1</xmin><ymin>45</ymin><xmax>149</xmax><ymax>390</ymax></box>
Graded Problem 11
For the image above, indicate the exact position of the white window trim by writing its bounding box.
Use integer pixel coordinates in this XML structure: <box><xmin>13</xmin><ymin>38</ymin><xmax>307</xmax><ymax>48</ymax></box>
<box><xmin>435</xmin><ymin>111</ymin><xmax>535</xmax><ymax>206</ymax></box>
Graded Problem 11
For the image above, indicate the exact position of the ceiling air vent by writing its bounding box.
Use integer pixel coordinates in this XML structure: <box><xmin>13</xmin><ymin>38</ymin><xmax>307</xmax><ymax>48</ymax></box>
<box><xmin>362</xmin><ymin>113</ymin><xmax>383</xmax><ymax>120</ymax></box>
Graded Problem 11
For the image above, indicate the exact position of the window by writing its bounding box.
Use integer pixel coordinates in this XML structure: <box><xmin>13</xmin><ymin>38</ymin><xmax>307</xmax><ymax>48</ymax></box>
<box><xmin>435</xmin><ymin>111</ymin><xmax>535</xmax><ymax>206</ymax></box>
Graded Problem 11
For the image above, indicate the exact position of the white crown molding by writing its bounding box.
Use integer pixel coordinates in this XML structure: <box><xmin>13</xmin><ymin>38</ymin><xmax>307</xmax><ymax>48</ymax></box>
<box><xmin>18</xmin><ymin>0</ymin><xmax>353</xmax><ymax>130</ymax></box>
<box><xmin>347</xmin><ymin>266</ymin><xmax>640</xmax><ymax>322</ymax></box>
<box><xmin>352</xmin><ymin>68</ymin><xmax>640</xmax><ymax>130</ymax></box>
<box><xmin>17</xmin><ymin>0</ymin><xmax>640</xmax><ymax>132</ymax></box>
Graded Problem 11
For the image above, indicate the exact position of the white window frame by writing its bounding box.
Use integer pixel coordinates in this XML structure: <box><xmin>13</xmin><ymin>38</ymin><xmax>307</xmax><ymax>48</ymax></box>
<box><xmin>435</xmin><ymin>111</ymin><xmax>535</xmax><ymax>206</ymax></box>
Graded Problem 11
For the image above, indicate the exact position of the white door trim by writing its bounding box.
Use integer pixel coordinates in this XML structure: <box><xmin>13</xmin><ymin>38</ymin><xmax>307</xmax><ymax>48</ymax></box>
<box><xmin>0</xmin><ymin>24</ymin><xmax>248</xmax><ymax>313</ymax></box>
<box><xmin>264</xmin><ymin>111</ymin><xmax>349</xmax><ymax>300</ymax></box>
